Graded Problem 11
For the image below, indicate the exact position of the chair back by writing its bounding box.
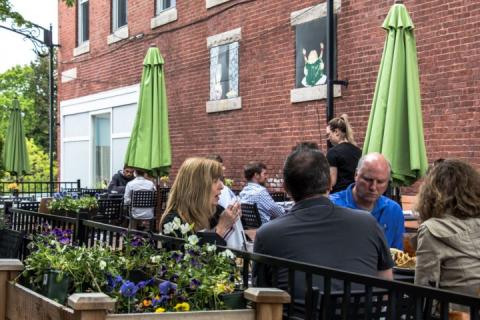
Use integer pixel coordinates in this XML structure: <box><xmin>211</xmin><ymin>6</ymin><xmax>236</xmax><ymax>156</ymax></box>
<box><xmin>80</xmin><ymin>188</ymin><xmax>107</xmax><ymax>197</ymax></box>
<box><xmin>131</xmin><ymin>190</ymin><xmax>158</xmax><ymax>208</ymax></box>
<box><xmin>240</xmin><ymin>202</ymin><xmax>262</xmax><ymax>229</ymax></box>
<box><xmin>270</xmin><ymin>191</ymin><xmax>286</xmax><ymax>202</ymax></box>
<box><xmin>93</xmin><ymin>199</ymin><xmax>124</xmax><ymax>224</ymax></box>
<box><xmin>17</xmin><ymin>201</ymin><xmax>40</xmax><ymax>212</ymax></box>
<box><xmin>158</xmin><ymin>187</ymin><xmax>170</xmax><ymax>212</ymax></box>
<box><xmin>0</xmin><ymin>229</ymin><xmax>24</xmax><ymax>258</ymax></box>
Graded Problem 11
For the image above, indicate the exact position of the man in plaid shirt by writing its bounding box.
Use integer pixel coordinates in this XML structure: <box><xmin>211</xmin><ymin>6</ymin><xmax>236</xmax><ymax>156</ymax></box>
<box><xmin>239</xmin><ymin>161</ymin><xmax>286</xmax><ymax>224</ymax></box>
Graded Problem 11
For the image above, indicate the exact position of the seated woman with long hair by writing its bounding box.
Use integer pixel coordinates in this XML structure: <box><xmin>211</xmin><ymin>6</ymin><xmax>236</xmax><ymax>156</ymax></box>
<box><xmin>160</xmin><ymin>157</ymin><xmax>240</xmax><ymax>243</ymax></box>
<box><xmin>414</xmin><ymin>159</ymin><xmax>480</xmax><ymax>306</ymax></box>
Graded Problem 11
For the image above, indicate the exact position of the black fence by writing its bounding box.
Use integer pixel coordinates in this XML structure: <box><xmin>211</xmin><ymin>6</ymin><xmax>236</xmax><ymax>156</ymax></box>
<box><xmin>0</xmin><ymin>180</ymin><xmax>81</xmax><ymax>199</ymax></box>
<box><xmin>6</xmin><ymin>208</ymin><xmax>480</xmax><ymax>320</ymax></box>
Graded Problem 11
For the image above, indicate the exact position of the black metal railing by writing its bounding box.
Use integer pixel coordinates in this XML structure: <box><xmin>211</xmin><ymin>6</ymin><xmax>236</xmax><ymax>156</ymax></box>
<box><xmin>7</xmin><ymin>208</ymin><xmax>480</xmax><ymax>320</ymax></box>
<box><xmin>0</xmin><ymin>180</ymin><xmax>81</xmax><ymax>199</ymax></box>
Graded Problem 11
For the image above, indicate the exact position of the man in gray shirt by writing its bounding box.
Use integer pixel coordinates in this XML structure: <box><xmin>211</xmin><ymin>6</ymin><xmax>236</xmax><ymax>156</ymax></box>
<box><xmin>254</xmin><ymin>147</ymin><xmax>393</xmax><ymax>297</ymax></box>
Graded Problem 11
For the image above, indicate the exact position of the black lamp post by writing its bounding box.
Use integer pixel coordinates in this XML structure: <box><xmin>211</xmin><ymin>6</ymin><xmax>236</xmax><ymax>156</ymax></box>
<box><xmin>0</xmin><ymin>22</ymin><xmax>59</xmax><ymax>194</ymax></box>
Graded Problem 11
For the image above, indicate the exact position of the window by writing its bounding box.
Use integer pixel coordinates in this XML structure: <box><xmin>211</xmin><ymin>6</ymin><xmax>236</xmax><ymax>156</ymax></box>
<box><xmin>77</xmin><ymin>0</ymin><xmax>89</xmax><ymax>45</ymax></box>
<box><xmin>156</xmin><ymin>0</ymin><xmax>176</xmax><ymax>15</ymax></box>
<box><xmin>209</xmin><ymin>42</ymin><xmax>239</xmax><ymax>101</ymax></box>
<box><xmin>92</xmin><ymin>114</ymin><xmax>111</xmax><ymax>188</ymax></box>
<box><xmin>112</xmin><ymin>0</ymin><xmax>128</xmax><ymax>31</ymax></box>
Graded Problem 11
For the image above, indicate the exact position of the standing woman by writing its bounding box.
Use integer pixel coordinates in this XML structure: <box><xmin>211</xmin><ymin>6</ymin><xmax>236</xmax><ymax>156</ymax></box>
<box><xmin>160</xmin><ymin>157</ymin><xmax>240</xmax><ymax>243</ymax></box>
<box><xmin>326</xmin><ymin>114</ymin><xmax>362</xmax><ymax>193</ymax></box>
<box><xmin>414</xmin><ymin>160</ymin><xmax>480</xmax><ymax>304</ymax></box>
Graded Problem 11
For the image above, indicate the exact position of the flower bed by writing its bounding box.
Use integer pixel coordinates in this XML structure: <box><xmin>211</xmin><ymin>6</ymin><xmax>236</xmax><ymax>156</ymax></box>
<box><xmin>19</xmin><ymin>220</ymin><xmax>253</xmax><ymax>314</ymax></box>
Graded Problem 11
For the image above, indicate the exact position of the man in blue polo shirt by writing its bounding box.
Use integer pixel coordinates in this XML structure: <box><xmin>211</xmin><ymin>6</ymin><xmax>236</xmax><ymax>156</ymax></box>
<box><xmin>330</xmin><ymin>153</ymin><xmax>404</xmax><ymax>249</ymax></box>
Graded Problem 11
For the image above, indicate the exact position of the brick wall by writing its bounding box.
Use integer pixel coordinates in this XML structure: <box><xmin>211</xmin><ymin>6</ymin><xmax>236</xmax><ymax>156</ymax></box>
<box><xmin>57</xmin><ymin>0</ymin><xmax>480</xmax><ymax>192</ymax></box>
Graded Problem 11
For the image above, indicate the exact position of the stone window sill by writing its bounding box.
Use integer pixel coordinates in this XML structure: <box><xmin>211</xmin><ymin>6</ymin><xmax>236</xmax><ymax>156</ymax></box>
<box><xmin>206</xmin><ymin>97</ymin><xmax>242</xmax><ymax>113</ymax></box>
<box><xmin>151</xmin><ymin>7</ymin><xmax>178</xmax><ymax>29</ymax></box>
<box><xmin>73</xmin><ymin>41</ymin><xmax>90</xmax><ymax>57</ymax></box>
<box><xmin>290</xmin><ymin>85</ymin><xmax>342</xmax><ymax>103</ymax></box>
<box><xmin>206</xmin><ymin>0</ymin><xmax>233</xmax><ymax>9</ymax></box>
<box><xmin>107</xmin><ymin>26</ymin><xmax>129</xmax><ymax>45</ymax></box>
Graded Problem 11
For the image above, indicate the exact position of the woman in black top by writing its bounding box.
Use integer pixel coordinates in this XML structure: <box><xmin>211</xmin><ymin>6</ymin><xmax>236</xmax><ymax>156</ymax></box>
<box><xmin>159</xmin><ymin>157</ymin><xmax>240</xmax><ymax>240</ymax></box>
<box><xmin>326</xmin><ymin>114</ymin><xmax>362</xmax><ymax>193</ymax></box>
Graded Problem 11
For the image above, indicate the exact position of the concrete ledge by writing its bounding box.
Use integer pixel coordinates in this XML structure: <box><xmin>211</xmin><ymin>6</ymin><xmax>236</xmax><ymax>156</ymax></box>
<box><xmin>206</xmin><ymin>0</ymin><xmax>232</xmax><ymax>9</ymax></box>
<box><xmin>73</xmin><ymin>41</ymin><xmax>90</xmax><ymax>57</ymax></box>
<box><xmin>244</xmin><ymin>287</ymin><xmax>291</xmax><ymax>304</ymax></box>
<box><xmin>107</xmin><ymin>26</ymin><xmax>129</xmax><ymax>45</ymax></box>
<box><xmin>68</xmin><ymin>293</ymin><xmax>115</xmax><ymax>311</ymax></box>
<box><xmin>290</xmin><ymin>85</ymin><xmax>342</xmax><ymax>103</ymax></box>
<box><xmin>61</xmin><ymin>68</ymin><xmax>77</xmax><ymax>83</ymax></box>
<box><xmin>151</xmin><ymin>7</ymin><xmax>178</xmax><ymax>29</ymax></box>
<box><xmin>0</xmin><ymin>259</ymin><xmax>23</xmax><ymax>271</ymax></box>
<box><xmin>207</xmin><ymin>27</ymin><xmax>241</xmax><ymax>48</ymax></box>
<box><xmin>206</xmin><ymin>97</ymin><xmax>241</xmax><ymax>113</ymax></box>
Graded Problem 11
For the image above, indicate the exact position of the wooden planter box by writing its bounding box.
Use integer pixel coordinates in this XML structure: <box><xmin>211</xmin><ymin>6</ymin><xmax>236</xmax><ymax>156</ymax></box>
<box><xmin>0</xmin><ymin>260</ymin><xmax>289</xmax><ymax>320</ymax></box>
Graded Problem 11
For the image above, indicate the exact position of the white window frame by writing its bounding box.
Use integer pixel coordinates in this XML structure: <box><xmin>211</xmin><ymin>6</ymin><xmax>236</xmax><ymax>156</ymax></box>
<box><xmin>289</xmin><ymin>0</ymin><xmax>342</xmax><ymax>103</ymax></box>
<box><xmin>206</xmin><ymin>28</ymin><xmax>242</xmax><ymax>113</ymax></box>
<box><xmin>151</xmin><ymin>0</ymin><xmax>177</xmax><ymax>29</ymax></box>
<box><xmin>112</xmin><ymin>0</ymin><xmax>128</xmax><ymax>32</ymax></box>
<box><xmin>77</xmin><ymin>0</ymin><xmax>89</xmax><ymax>45</ymax></box>
<box><xmin>156</xmin><ymin>0</ymin><xmax>176</xmax><ymax>15</ymax></box>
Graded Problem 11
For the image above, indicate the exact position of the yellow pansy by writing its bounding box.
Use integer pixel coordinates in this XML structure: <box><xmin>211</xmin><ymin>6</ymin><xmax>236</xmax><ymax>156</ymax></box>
<box><xmin>174</xmin><ymin>302</ymin><xmax>190</xmax><ymax>311</ymax></box>
<box><xmin>155</xmin><ymin>307</ymin><xmax>166</xmax><ymax>313</ymax></box>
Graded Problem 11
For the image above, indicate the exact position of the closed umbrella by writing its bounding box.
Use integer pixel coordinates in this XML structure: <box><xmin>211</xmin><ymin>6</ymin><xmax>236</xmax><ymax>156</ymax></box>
<box><xmin>363</xmin><ymin>0</ymin><xmax>428</xmax><ymax>186</ymax></box>
<box><xmin>124</xmin><ymin>46</ymin><xmax>171</xmax><ymax>177</ymax></box>
<box><xmin>2</xmin><ymin>99</ymin><xmax>31</xmax><ymax>180</ymax></box>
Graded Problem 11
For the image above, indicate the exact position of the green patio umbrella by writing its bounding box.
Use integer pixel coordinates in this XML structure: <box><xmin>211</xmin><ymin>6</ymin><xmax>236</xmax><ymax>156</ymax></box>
<box><xmin>363</xmin><ymin>1</ymin><xmax>428</xmax><ymax>186</ymax></box>
<box><xmin>124</xmin><ymin>46</ymin><xmax>171</xmax><ymax>177</ymax></box>
<box><xmin>2</xmin><ymin>99</ymin><xmax>31</xmax><ymax>179</ymax></box>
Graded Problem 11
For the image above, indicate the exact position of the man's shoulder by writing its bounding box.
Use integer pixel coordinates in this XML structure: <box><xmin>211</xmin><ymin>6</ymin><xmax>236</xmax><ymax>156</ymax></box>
<box><xmin>329</xmin><ymin>189</ymin><xmax>350</xmax><ymax>205</ymax></box>
<box><xmin>378</xmin><ymin>196</ymin><xmax>403</xmax><ymax>213</ymax></box>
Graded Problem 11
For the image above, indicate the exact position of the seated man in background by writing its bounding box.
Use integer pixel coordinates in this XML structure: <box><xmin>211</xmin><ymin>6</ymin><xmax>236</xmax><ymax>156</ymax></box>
<box><xmin>254</xmin><ymin>148</ymin><xmax>393</xmax><ymax>297</ymax></box>
<box><xmin>330</xmin><ymin>153</ymin><xmax>405</xmax><ymax>250</ymax></box>
<box><xmin>107</xmin><ymin>165</ymin><xmax>134</xmax><ymax>194</ymax></box>
<box><xmin>239</xmin><ymin>161</ymin><xmax>286</xmax><ymax>224</ymax></box>
<box><xmin>124</xmin><ymin>168</ymin><xmax>156</xmax><ymax>230</ymax></box>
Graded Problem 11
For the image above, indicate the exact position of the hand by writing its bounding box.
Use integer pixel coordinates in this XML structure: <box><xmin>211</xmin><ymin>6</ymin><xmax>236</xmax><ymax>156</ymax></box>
<box><xmin>216</xmin><ymin>202</ymin><xmax>241</xmax><ymax>237</ymax></box>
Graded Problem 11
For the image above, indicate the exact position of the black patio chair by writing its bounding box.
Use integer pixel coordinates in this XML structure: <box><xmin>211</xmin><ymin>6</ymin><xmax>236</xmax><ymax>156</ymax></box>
<box><xmin>79</xmin><ymin>188</ymin><xmax>107</xmax><ymax>198</ymax></box>
<box><xmin>17</xmin><ymin>201</ymin><xmax>40</xmax><ymax>212</ymax></box>
<box><xmin>240</xmin><ymin>203</ymin><xmax>262</xmax><ymax>229</ymax></box>
<box><xmin>127</xmin><ymin>190</ymin><xmax>158</xmax><ymax>231</ymax></box>
<box><xmin>269</xmin><ymin>191</ymin><xmax>287</xmax><ymax>202</ymax></box>
<box><xmin>91</xmin><ymin>198</ymin><xmax>124</xmax><ymax>225</ymax></box>
<box><xmin>157</xmin><ymin>187</ymin><xmax>170</xmax><ymax>213</ymax></box>
<box><xmin>0</xmin><ymin>229</ymin><xmax>24</xmax><ymax>259</ymax></box>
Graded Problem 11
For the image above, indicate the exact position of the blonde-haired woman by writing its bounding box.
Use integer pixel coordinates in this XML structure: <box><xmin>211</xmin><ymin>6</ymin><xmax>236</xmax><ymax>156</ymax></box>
<box><xmin>160</xmin><ymin>157</ymin><xmax>240</xmax><ymax>243</ymax></box>
<box><xmin>414</xmin><ymin>159</ymin><xmax>480</xmax><ymax>307</ymax></box>
<box><xmin>326</xmin><ymin>114</ymin><xmax>361</xmax><ymax>193</ymax></box>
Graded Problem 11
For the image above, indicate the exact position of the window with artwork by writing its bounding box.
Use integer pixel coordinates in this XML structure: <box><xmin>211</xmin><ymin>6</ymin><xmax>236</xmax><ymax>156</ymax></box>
<box><xmin>295</xmin><ymin>16</ymin><xmax>336</xmax><ymax>88</ymax></box>
<box><xmin>209</xmin><ymin>42</ymin><xmax>239</xmax><ymax>101</ymax></box>
<box><xmin>112</xmin><ymin>0</ymin><xmax>128</xmax><ymax>31</ymax></box>
<box><xmin>156</xmin><ymin>0</ymin><xmax>176</xmax><ymax>15</ymax></box>
<box><xmin>77</xmin><ymin>0</ymin><xmax>89</xmax><ymax>45</ymax></box>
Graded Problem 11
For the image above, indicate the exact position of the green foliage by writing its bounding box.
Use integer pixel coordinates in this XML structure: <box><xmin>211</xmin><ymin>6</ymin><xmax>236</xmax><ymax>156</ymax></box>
<box><xmin>48</xmin><ymin>195</ymin><xmax>98</xmax><ymax>214</ymax></box>
<box><xmin>1</xmin><ymin>138</ymin><xmax>57</xmax><ymax>184</ymax></box>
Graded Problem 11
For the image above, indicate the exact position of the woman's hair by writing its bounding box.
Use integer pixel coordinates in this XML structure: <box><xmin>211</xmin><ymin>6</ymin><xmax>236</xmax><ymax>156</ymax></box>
<box><xmin>161</xmin><ymin>157</ymin><xmax>223</xmax><ymax>230</ymax></box>
<box><xmin>416</xmin><ymin>159</ymin><xmax>480</xmax><ymax>221</ymax></box>
<box><xmin>328</xmin><ymin>114</ymin><xmax>356</xmax><ymax>146</ymax></box>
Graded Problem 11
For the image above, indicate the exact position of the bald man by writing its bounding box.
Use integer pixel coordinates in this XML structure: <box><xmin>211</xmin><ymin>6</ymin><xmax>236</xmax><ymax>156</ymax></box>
<box><xmin>330</xmin><ymin>153</ymin><xmax>405</xmax><ymax>249</ymax></box>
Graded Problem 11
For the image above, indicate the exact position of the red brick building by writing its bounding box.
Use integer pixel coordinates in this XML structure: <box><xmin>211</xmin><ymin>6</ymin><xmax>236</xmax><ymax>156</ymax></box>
<box><xmin>57</xmin><ymin>0</ymin><xmax>480</xmax><ymax>190</ymax></box>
